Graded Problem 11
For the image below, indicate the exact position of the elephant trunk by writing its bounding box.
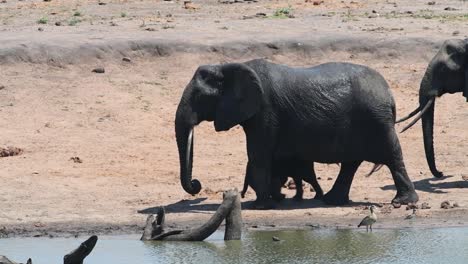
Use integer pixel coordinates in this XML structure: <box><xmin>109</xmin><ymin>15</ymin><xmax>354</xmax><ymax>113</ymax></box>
<box><xmin>419</xmin><ymin>70</ymin><xmax>443</xmax><ymax>178</ymax></box>
<box><xmin>175</xmin><ymin>97</ymin><xmax>202</xmax><ymax>195</ymax></box>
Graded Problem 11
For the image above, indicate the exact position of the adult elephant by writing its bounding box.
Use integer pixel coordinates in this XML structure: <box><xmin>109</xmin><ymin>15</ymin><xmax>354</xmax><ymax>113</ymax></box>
<box><xmin>175</xmin><ymin>59</ymin><xmax>418</xmax><ymax>208</ymax></box>
<box><xmin>397</xmin><ymin>39</ymin><xmax>468</xmax><ymax>178</ymax></box>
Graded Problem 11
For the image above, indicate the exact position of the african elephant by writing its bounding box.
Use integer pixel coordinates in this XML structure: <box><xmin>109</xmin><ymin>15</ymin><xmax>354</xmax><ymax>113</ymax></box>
<box><xmin>241</xmin><ymin>159</ymin><xmax>324</xmax><ymax>201</ymax></box>
<box><xmin>175</xmin><ymin>59</ymin><xmax>418</xmax><ymax>208</ymax></box>
<box><xmin>397</xmin><ymin>39</ymin><xmax>468</xmax><ymax>178</ymax></box>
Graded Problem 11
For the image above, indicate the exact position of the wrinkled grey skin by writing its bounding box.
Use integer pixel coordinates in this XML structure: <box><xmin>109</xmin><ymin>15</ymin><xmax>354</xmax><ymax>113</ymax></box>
<box><xmin>241</xmin><ymin>159</ymin><xmax>324</xmax><ymax>201</ymax></box>
<box><xmin>141</xmin><ymin>189</ymin><xmax>242</xmax><ymax>241</ymax></box>
<box><xmin>397</xmin><ymin>39</ymin><xmax>468</xmax><ymax>178</ymax></box>
<box><xmin>175</xmin><ymin>59</ymin><xmax>418</xmax><ymax>207</ymax></box>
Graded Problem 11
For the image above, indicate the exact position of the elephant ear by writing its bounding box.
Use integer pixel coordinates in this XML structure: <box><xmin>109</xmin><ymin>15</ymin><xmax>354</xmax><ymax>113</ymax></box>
<box><xmin>214</xmin><ymin>63</ymin><xmax>263</xmax><ymax>131</ymax></box>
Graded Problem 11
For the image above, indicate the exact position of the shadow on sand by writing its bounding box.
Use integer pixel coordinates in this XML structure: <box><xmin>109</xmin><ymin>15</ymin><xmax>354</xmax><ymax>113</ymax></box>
<box><xmin>381</xmin><ymin>175</ymin><xmax>468</xmax><ymax>194</ymax></box>
<box><xmin>138</xmin><ymin>195</ymin><xmax>379</xmax><ymax>215</ymax></box>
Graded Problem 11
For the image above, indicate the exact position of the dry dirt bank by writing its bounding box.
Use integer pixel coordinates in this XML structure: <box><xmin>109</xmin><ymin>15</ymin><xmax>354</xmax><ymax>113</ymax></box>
<box><xmin>0</xmin><ymin>0</ymin><xmax>467</xmax><ymax>237</ymax></box>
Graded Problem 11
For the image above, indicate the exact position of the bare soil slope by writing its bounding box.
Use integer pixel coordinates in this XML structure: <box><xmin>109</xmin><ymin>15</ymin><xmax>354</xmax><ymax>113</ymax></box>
<box><xmin>0</xmin><ymin>0</ymin><xmax>467</xmax><ymax>237</ymax></box>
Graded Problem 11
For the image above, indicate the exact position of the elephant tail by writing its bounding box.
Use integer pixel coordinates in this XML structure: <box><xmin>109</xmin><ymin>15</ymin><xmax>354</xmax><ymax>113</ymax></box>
<box><xmin>365</xmin><ymin>164</ymin><xmax>384</xmax><ymax>177</ymax></box>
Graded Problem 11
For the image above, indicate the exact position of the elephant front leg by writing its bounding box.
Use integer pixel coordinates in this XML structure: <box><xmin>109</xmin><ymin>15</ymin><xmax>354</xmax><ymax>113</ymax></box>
<box><xmin>323</xmin><ymin>161</ymin><xmax>362</xmax><ymax>205</ymax></box>
<box><xmin>248</xmin><ymin>161</ymin><xmax>275</xmax><ymax>209</ymax></box>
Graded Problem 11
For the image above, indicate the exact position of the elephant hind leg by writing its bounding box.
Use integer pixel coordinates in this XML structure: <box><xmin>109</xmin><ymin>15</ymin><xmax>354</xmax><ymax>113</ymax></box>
<box><xmin>381</xmin><ymin>129</ymin><xmax>419</xmax><ymax>205</ymax></box>
<box><xmin>323</xmin><ymin>161</ymin><xmax>362</xmax><ymax>205</ymax></box>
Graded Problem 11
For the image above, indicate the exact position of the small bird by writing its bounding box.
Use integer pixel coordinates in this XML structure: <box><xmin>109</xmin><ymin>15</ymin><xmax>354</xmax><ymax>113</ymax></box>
<box><xmin>358</xmin><ymin>205</ymin><xmax>377</xmax><ymax>232</ymax></box>
<box><xmin>405</xmin><ymin>208</ymin><xmax>417</xmax><ymax>220</ymax></box>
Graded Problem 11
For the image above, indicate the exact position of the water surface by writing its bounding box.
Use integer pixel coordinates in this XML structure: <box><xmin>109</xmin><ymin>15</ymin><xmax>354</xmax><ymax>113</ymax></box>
<box><xmin>1</xmin><ymin>227</ymin><xmax>466</xmax><ymax>264</ymax></box>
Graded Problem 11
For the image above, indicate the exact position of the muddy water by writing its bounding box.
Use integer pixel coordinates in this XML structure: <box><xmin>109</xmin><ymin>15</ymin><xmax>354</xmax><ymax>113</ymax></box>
<box><xmin>1</xmin><ymin>227</ymin><xmax>467</xmax><ymax>264</ymax></box>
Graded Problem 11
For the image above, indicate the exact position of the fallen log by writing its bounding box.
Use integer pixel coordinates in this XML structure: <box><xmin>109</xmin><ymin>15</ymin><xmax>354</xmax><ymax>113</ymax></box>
<box><xmin>0</xmin><ymin>235</ymin><xmax>97</xmax><ymax>264</ymax></box>
<box><xmin>0</xmin><ymin>256</ymin><xmax>31</xmax><ymax>264</ymax></box>
<box><xmin>141</xmin><ymin>189</ymin><xmax>242</xmax><ymax>241</ymax></box>
<box><xmin>64</xmin><ymin>235</ymin><xmax>98</xmax><ymax>264</ymax></box>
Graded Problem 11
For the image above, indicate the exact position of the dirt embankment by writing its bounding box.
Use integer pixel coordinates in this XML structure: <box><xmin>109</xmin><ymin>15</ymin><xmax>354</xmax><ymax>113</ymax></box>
<box><xmin>0</xmin><ymin>0</ymin><xmax>467</xmax><ymax>237</ymax></box>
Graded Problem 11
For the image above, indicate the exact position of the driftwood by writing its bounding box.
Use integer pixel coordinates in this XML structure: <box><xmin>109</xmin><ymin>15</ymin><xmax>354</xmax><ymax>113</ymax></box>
<box><xmin>0</xmin><ymin>256</ymin><xmax>31</xmax><ymax>264</ymax></box>
<box><xmin>63</xmin><ymin>235</ymin><xmax>98</xmax><ymax>264</ymax></box>
<box><xmin>141</xmin><ymin>189</ymin><xmax>242</xmax><ymax>241</ymax></box>
<box><xmin>0</xmin><ymin>235</ymin><xmax>97</xmax><ymax>264</ymax></box>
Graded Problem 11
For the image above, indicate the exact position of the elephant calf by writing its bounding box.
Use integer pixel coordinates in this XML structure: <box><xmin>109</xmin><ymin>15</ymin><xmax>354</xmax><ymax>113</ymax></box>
<box><xmin>175</xmin><ymin>59</ymin><xmax>419</xmax><ymax>208</ymax></box>
<box><xmin>241</xmin><ymin>159</ymin><xmax>324</xmax><ymax>201</ymax></box>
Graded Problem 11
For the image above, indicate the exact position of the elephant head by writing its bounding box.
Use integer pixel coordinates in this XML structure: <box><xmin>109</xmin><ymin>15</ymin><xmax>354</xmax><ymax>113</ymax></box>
<box><xmin>175</xmin><ymin>62</ymin><xmax>263</xmax><ymax>194</ymax></box>
<box><xmin>397</xmin><ymin>39</ymin><xmax>468</xmax><ymax>178</ymax></box>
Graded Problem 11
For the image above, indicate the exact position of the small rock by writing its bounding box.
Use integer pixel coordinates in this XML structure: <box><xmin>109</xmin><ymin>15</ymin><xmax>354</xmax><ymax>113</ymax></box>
<box><xmin>0</xmin><ymin>85</ymin><xmax>4</xmax><ymax>90</ymax></box>
<box><xmin>122</xmin><ymin>57</ymin><xmax>132</xmax><ymax>62</ymax></box>
<box><xmin>43</xmin><ymin>0</ymin><xmax>51</xmax><ymax>2</ymax></box>
<box><xmin>98</xmin><ymin>2</ymin><xmax>107</xmax><ymax>5</ymax></box>
<box><xmin>145</xmin><ymin>27</ymin><xmax>156</xmax><ymax>31</ymax></box>
<box><xmin>441</xmin><ymin>200</ymin><xmax>451</xmax><ymax>209</ymax></box>
<box><xmin>392</xmin><ymin>202</ymin><xmax>401</xmax><ymax>208</ymax></box>
<box><xmin>444</xmin><ymin>7</ymin><xmax>458</xmax><ymax>11</ymax></box>
<box><xmin>251</xmin><ymin>225</ymin><xmax>258</xmax><ymax>228</ymax></box>
<box><xmin>0</xmin><ymin>0</ymin><xmax>7</xmax><ymax>3</ymax></box>
<box><xmin>453</xmin><ymin>202</ymin><xmax>460</xmax><ymax>208</ymax></box>
<box><xmin>92</xmin><ymin>67</ymin><xmax>105</xmax><ymax>73</ymax></box>
<box><xmin>38</xmin><ymin>27</ymin><xmax>44</xmax><ymax>31</ymax></box>
<box><xmin>70</xmin><ymin>156</ymin><xmax>82</xmax><ymax>163</ymax></box>
<box><xmin>317</xmin><ymin>177</ymin><xmax>322</xmax><ymax>180</ymax></box>
<box><xmin>421</xmin><ymin>202</ymin><xmax>431</xmax><ymax>209</ymax></box>
<box><xmin>427</xmin><ymin>1</ymin><xmax>435</xmax><ymax>5</ymax></box>
<box><xmin>327</xmin><ymin>177</ymin><xmax>333</xmax><ymax>181</ymax></box>
<box><xmin>184</xmin><ymin>1</ymin><xmax>199</xmax><ymax>9</ymax></box>
<box><xmin>272</xmin><ymin>236</ymin><xmax>281</xmax><ymax>241</ymax></box>
<box><xmin>453</xmin><ymin>30</ymin><xmax>460</xmax><ymax>36</ymax></box>
<box><xmin>55</xmin><ymin>21</ymin><xmax>62</xmax><ymax>26</ymax></box>
<box><xmin>376</xmin><ymin>203</ymin><xmax>384</xmax><ymax>208</ymax></box>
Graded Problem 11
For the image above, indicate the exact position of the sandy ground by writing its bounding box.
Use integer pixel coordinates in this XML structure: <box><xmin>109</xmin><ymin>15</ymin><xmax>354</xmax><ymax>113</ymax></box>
<box><xmin>0</xmin><ymin>0</ymin><xmax>467</xmax><ymax>237</ymax></box>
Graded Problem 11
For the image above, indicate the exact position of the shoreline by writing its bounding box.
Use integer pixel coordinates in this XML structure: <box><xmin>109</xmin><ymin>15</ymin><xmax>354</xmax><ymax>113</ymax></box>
<box><xmin>2</xmin><ymin>206</ymin><xmax>468</xmax><ymax>238</ymax></box>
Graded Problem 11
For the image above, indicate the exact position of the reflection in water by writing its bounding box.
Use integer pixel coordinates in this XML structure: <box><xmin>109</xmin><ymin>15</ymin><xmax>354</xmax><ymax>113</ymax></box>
<box><xmin>1</xmin><ymin>228</ymin><xmax>468</xmax><ymax>264</ymax></box>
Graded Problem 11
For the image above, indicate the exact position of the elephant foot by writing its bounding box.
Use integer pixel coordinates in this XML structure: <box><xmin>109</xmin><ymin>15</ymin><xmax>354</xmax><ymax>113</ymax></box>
<box><xmin>252</xmin><ymin>198</ymin><xmax>276</xmax><ymax>210</ymax></box>
<box><xmin>323</xmin><ymin>190</ymin><xmax>350</xmax><ymax>205</ymax></box>
<box><xmin>293</xmin><ymin>194</ymin><xmax>303</xmax><ymax>202</ymax></box>
<box><xmin>433</xmin><ymin>170</ymin><xmax>444</xmax><ymax>178</ymax></box>
<box><xmin>272</xmin><ymin>193</ymin><xmax>286</xmax><ymax>202</ymax></box>
<box><xmin>313</xmin><ymin>193</ymin><xmax>324</xmax><ymax>200</ymax></box>
<box><xmin>392</xmin><ymin>191</ymin><xmax>419</xmax><ymax>205</ymax></box>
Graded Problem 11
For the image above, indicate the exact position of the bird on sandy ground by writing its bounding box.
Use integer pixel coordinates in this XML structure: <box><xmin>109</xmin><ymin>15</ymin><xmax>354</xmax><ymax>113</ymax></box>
<box><xmin>358</xmin><ymin>205</ymin><xmax>377</xmax><ymax>232</ymax></box>
<box><xmin>405</xmin><ymin>208</ymin><xmax>417</xmax><ymax>220</ymax></box>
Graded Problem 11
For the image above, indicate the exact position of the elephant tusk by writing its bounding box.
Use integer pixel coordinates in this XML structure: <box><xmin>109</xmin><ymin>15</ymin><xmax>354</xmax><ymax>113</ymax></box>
<box><xmin>400</xmin><ymin>98</ymin><xmax>434</xmax><ymax>133</ymax></box>
<box><xmin>395</xmin><ymin>106</ymin><xmax>421</xmax><ymax>123</ymax></box>
<box><xmin>186</xmin><ymin>127</ymin><xmax>194</xmax><ymax>175</ymax></box>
